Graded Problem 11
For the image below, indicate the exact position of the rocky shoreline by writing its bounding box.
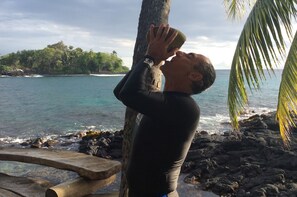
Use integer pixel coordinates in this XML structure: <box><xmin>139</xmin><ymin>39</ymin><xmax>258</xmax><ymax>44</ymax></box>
<box><xmin>183</xmin><ymin>111</ymin><xmax>297</xmax><ymax>197</ymax></box>
<box><xmin>6</xmin><ymin>111</ymin><xmax>297</xmax><ymax>196</ymax></box>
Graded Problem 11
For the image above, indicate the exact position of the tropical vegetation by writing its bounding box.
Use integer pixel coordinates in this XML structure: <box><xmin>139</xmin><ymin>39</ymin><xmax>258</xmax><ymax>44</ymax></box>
<box><xmin>0</xmin><ymin>41</ymin><xmax>129</xmax><ymax>75</ymax></box>
<box><xmin>225</xmin><ymin>0</ymin><xmax>297</xmax><ymax>146</ymax></box>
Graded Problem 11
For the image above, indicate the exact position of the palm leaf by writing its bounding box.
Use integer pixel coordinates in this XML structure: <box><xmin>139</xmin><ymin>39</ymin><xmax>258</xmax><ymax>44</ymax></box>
<box><xmin>224</xmin><ymin>0</ymin><xmax>256</xmax><ymax>19</ymax></box>
<box><xmin>276</xmin><ymin>31</ymin><xmax>297</xmax><ymax>146</ymax></box>
<box><xmin>227</xmin><ymin>0</ymin><xmax>296</xmax><ymax>129</ymax></box>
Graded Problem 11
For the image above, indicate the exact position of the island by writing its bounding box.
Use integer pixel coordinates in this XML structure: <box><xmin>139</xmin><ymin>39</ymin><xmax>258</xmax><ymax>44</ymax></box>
<box><xmin>0</xmin><ymin>41</ymin><xmax>129</xmax><ymax>76</ymax></box>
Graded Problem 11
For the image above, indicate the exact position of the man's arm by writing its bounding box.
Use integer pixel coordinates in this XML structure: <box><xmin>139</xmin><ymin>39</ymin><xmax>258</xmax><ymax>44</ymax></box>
<box><xmin>116</xmin><ymin>58</ymin><xmax>152</xmax><ymax>110</ymax></box>
<box><xmin>113</xmin><ymin>70</ymin><xmax>132</xmax><ymax>101</ymax></box>
<box><xmin>113</xmin><ymin>24</ymin><xmax>179</xmax><ymax>120</ymax></box>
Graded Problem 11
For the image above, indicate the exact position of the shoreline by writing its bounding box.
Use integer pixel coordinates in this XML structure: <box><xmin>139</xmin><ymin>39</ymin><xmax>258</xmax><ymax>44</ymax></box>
<box><xmin>0</xmin><ymin>73</ymin><xmax>126</xmax><ymax>78</ymax></box>
<box><xmin>1</xmin><ymin>111</ymin><xmax>296</xmax><ymax>196</ymax></box>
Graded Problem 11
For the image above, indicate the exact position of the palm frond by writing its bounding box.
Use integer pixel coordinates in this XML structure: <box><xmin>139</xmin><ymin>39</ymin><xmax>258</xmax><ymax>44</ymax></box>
<box><xmin>227</xmin><ymin>0</ymin><xmax>297</xmax><ymax>129</ymax></box>
<box><xmin>276</xmin><ymin>31</ymin><xmax>297</xmax><ymax>147</ymax></box>
<box><xmin>224</xmin><ymin>0</ymin><xmax>256</xmax><ymax>19</ymax></box>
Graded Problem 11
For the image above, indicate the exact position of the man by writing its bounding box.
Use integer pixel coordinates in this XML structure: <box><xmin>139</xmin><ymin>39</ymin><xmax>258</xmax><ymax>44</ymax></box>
<box><xmin>114</xmin><ymin>24</ymin><xmax>216</xmax><ymax>197</ymax></box>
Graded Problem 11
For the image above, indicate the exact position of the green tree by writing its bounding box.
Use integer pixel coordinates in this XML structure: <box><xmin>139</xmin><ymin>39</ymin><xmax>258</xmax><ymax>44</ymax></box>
<box><xmin>18</xmin><ymin>50</ymin><xmax>35</xmax><ymax>69</ymax></box>
<box><xmin>47</xmin><ymin>41</ymin><xmax>68</xmax><ymax>51</ymax></box>
<box><xmin>0</xmin><ymin>53</ymin><xmax>19</xmax><ymax>68</ymax></box>
<box><xmin>0</xmin><ymin>42</ymin><xmax>128</xmax><ymax>75</ymax></box>
<box><xmin>225</xmin><ymin>0</ymin><xmax>297</xmax><ymax>146</ymax></box>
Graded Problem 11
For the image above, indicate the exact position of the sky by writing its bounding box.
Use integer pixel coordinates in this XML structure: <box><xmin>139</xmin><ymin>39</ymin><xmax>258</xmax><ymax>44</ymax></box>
<box><xmin>0</xmin><ymin>0</ymin><xmax>249</xmax><ymax>69</ymax></box>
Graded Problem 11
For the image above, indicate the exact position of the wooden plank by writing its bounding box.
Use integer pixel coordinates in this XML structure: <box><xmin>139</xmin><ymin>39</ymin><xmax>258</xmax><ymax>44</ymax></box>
<box><xmin>0</xmin><ymin>188</ymin><xmax>22</xmax><ymax>197</ymax></box>
<box><xmin>0</xmin><ymin>173</ymin><xmax>53</xmax><ymax>197</ymax></box>
<box><xmin>46</xmin><ymin>175</ymin><xmax>116</xmax><ymax>197</ymax></box>
<box><xmin>0</xmin><ymin>148</ymin><xmax>121</xmax><ymax>180</ymax></box>
<box><xmin>85</xmin><ymin>192</ymin><xmax>119</xmax><ymax>197</ymax></box>
<box><xmin>0</xmin><ymin>189</ymin><xmax>22</xmax><ymax>197</ymax></box>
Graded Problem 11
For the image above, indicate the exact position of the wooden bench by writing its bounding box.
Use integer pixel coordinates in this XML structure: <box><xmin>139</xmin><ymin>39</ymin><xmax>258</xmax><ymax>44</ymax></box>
<box><xmin>0</xmin><ymin>148</ymin><xmax>121</xmax><ymax>197</ymax></box>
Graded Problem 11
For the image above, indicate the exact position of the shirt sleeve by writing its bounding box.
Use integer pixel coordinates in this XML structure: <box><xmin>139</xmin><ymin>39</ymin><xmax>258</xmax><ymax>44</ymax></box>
<box><xmin>114</xmin><ymin>59</ymin><xmax>178</xmax><ymax>123</ymax></box>
<box><xmin>113</xmin><ymin>70</ymin><xmax>132</xmax><ymax>101</ymax></box>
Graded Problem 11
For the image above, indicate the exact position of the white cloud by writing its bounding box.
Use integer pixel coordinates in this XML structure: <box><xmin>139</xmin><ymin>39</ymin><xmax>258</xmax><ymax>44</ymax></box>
<box><xmin>0</xmin><ymin>0</ymin><xmax>245</xmax><ymax>69</ymax></box>
<box><xmin>181</xmin><ymin>37</ymin><xmax>237</xmax><ymax>69</ymax></box>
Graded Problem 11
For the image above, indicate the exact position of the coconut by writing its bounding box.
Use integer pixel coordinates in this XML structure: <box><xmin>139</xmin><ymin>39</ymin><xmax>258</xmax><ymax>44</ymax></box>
<box><xmin>147</xmin><ymin>26</ymin><xmax>186</xmax><ymax>52</ymax></box>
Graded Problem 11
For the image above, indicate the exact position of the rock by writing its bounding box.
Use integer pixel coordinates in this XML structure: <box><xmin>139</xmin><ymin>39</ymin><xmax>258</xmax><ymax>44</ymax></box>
<box><xmin>12</xmin><ymin>111</ymin><xmax>297</xmax><ymax>196</ymax></box>
<box><xmin>4</xmin><ymin>69</ymin><xmax>24</xmax><ymax>76</ymax></box>
<box><xmin>109</xmin><ymin>149</ymin><xmax>122</xmax><ymax>159</ymax></box>
<box><xmin>31</xmin><ymin>138</ymin><xmax>45</xmax><ymax>148</ymax></box>
<box><xmin>286</xmin><ymin>183</ymin><xmax>297</xmax><ymax>192</ymax></box>
<box><xmin>204</xmin><ymin>177</ymin><xmax>239</xmax><ymax>195</ymax></box>
<box><xmin>200</xmin><ymin>130</ymin><xmax>209</xmax><ymax>135</ymax></box>
<box><xmin>20</xmin><ymin>140</ymin><xmax>33</xmax><ymax>146</ymax></box>
<box><xmin>78</xmin><ymin>130</ymin><xmax>123</xmax><ymax>159</ymax></box>
<box><xmin>271</xmin><ymin>153</ymin><xmax>297</xmax><ymax>170</ymax></box>
<box><xmin>261</xmin><ymin>111</ymin><xmax>279</xmax><ymax>131</ymax></box>
<box><xmin>181</xmin><ymin>161</ymin><xmax>195</xmax><ymax>173</ymax></box>
<box><xmin>44</xmin><ymin>140</ymin><xmax>59</xmax><ymax>147</ymax></box>
<box><xmin>249</xmin><ymin>188</ymin><xmax>266</xmax><ymax>197</ymax></box>
<box><xmin>239</xmin><ymin>114</ymin><xmax>268</xmax><ymax>130</ymax></box>
<box><xmin>241</xmin><ymin>163</ymin><xmax>262</xmax><ymax>177</ymax></box>
<box><xmin>221</xmin><ymin>140</ymin><xmax>243</xmax><ymax>151</ymax></box>
<box><xmin>264</xmin><ymin>184</ymin><xmax>280</xmax><ymax>195</ymax></box>
<box><xmin>181</xmin><ymin>111</ymin><xmax>297</xmax><ymax>196</ymax></box>
<box><xmin>184</xmin><ymin>174</ymin><xmax>199</xmax><ymax>184</ymax></box>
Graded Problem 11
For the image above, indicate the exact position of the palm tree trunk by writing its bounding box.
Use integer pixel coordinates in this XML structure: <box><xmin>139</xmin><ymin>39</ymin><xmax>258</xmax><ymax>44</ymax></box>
<box><xmin>119</xmin><ymin>0</ymin><xmax>171</xmax><ymax>196</ymax></box>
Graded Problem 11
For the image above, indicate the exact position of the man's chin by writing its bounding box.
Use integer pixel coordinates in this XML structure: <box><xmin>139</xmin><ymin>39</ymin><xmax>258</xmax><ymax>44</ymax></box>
<box><xmin>160</xmin><ymin>64</ymin><xmax>166</xmax><ymax>72</ymax></box>
<box><xmin>163</xmin><ymin>60</ymin><xmax>172</xmax><ymax>67</ymax></box>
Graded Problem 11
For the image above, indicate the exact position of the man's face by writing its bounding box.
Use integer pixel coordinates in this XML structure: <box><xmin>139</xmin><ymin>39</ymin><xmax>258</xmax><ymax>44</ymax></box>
<box><xmin>161</xmin><ymin>51</ymin><xmax>205</xmax><ymax>81</ymax></box>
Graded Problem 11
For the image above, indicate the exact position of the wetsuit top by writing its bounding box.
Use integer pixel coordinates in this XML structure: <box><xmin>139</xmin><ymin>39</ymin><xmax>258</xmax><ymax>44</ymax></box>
<box><xmin>114</xmin><ymin>59</ymin><xmax>200</xmax><ymax>196</ymax></box>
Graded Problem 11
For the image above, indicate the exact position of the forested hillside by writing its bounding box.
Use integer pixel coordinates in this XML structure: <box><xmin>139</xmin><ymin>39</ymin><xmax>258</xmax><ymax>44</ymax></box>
<box><xmin>0</xmin><ymin>41</ymin><xmax>129</xmax><ymax>76</ymax></box>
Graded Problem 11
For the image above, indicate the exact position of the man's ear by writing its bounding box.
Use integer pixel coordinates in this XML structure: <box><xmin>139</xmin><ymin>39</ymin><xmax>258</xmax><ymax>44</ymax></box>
<box><xmin>189</xmin><ymin>72</ymin><xmax>203</xmax><ymax>82</ymax></box>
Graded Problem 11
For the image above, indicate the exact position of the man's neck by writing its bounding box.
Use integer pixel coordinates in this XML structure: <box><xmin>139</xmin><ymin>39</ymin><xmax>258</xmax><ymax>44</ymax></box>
<box><xmin>163</xmin><ymin>81</ymin><xmax>191</xmax><ymax>94</ymax></box>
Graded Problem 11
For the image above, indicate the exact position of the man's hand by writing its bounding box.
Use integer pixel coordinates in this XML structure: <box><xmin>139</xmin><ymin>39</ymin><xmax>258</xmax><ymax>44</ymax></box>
<box><xmin>146</xmin><ymin>24</ymin><xmax>179</xmax><ymax>66</ymax></box>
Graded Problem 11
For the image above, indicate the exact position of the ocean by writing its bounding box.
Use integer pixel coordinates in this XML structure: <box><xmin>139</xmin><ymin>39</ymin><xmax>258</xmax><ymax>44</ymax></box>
<box><xmin>0</xmin><ymin>70</ymin><xmax>282</xmax><ymax>144</ymax></box>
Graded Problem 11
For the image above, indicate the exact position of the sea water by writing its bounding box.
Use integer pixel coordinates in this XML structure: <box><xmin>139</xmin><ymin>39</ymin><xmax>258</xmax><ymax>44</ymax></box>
<box><xmin>0</xmin><ymin>70</ymin><xmax>282</xmax><ymax>144</ymax></box>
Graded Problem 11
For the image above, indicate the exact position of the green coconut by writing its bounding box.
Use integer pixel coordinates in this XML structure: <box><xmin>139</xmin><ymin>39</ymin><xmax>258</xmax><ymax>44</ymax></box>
<box><xmin>147</xmin><ymin>26</ymin><xmax>186</xmax><ymax>52</ymax></box>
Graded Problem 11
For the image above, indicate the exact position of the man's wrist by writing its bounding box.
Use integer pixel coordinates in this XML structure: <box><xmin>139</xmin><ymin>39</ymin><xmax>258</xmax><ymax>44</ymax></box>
<box><xmin>144</xmin><ymin>54</ymin><xmax>163</xmax><ymax>66</ymax></box>
<box><xmin>143</xmin><ymin>55</ymin><xmax>155</xmax><ymax>68</ymax></box>
<box><xmin>144</xmin><ymin>55</ymin><xmax>155</xmax><ymax>63</ymax></box>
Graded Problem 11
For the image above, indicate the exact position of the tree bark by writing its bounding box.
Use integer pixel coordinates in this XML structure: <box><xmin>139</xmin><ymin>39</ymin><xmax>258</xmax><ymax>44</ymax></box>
<box><xmin>119</xmin><ymin>1</ymin><xmax>171</xmax><ymax>196</ymax></box>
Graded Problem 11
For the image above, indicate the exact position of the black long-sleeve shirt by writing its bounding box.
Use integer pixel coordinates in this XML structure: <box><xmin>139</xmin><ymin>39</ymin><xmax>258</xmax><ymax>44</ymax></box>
<box><xmin>114</xmin><ymin>59</ymin><xmax>200</xmax><ymax>196</ymax></box>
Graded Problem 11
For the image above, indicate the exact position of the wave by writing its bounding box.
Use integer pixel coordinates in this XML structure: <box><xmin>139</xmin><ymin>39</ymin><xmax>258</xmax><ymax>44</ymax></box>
<box><xmin>239</xmin><ymin>107</ymin><xmax>275</xmax><ymax>119</ymax></box>
<box><xmin>198</xmin><ymin>114</ymin><xmax>232</xmax><ymax>134</ymax></box>
<box><xmin>24</xmin><ymin>74</ymin><xmax>44</xmax><ymax>78</ymax></box>
<box><xmin>0</xmin><ymin>136</ymin><xmax>28</xmax><ymax>145</ymax></box>
<box><xmin>197</xmin><ymin>107</ymin><xmax>275</xmax><ymax>134</ymax></box>
<box><xmin>90</xmin><ymin>74</ymin><xmax>125</xmax><ymax>77</ymax></box>
<box><xmin>0</xmin><ymin>133</ymin><xmax>81</xmax><ymax>149</ymax></box>
<box><xmin>1</xmin><ymin>75</ymin><xmax>44</xmax><ymax>78</ymax></box>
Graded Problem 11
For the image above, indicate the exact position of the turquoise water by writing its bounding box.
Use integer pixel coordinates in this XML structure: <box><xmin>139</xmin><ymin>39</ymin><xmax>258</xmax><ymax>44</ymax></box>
<box><xmin>0</xmin><ymin>70</ymin><xmax>282</xmax><ymax>141</ymax></box>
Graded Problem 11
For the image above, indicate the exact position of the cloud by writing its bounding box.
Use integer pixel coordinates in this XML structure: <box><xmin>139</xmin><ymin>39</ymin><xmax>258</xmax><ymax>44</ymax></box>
<box><xmin>170</xmin><ymin>0</ymin><xmax>244</xmax><ymax>41</ymax></box>
<box><xmin>181</xmin><ymin>36</ymin><xmax>237</xmax><ymax>69</ymax></box>
<box><xmin>0</xmin><ymin>0</ymin><xmax>246</xmax><ymax>68</ymax></box>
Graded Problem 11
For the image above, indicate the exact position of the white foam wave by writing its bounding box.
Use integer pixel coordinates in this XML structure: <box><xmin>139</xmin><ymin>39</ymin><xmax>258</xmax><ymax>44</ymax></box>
<box><xmin>196</xmin><ymin>107</ymin><xmax>276</xmax><ymax>134</ymax></box>
<box><xmin>0</xmin><ymin>75</ymin><xmax>11</xmax><ymax>78</ymax></box>
<box><xmin>198</xmin><ymin>114</ymin><xmax>232</xmax><ymax>134</ymax></box>
<box><xmin>24</xmin><ymin>75</ymin><xmax>44</xmax><ymax>78</ymax></box>
<box><xmin>239</xmin><ymin>107</ymin><xmax>275</xmax><ymax>119</ymax></box>
<box><xmin>0</xmin><ymin>136</ymin><xmax>28</xmax><ymax>144</ymax></box>
<box><xmin>90</xmin><ymin>74</ymin><xmax>125</xmax><ymax>77</ymax></box>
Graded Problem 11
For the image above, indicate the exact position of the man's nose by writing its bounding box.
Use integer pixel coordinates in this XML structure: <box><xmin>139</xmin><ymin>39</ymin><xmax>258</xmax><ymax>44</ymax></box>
<box><xmin>176</xmin><ymin>51</ymin><xmax>184</xmax><ymax>56</ymax></box>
